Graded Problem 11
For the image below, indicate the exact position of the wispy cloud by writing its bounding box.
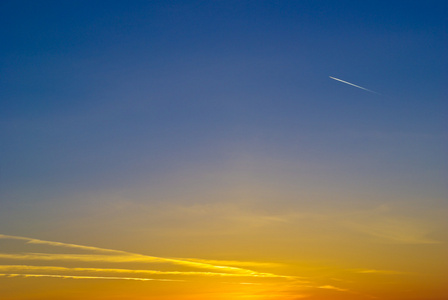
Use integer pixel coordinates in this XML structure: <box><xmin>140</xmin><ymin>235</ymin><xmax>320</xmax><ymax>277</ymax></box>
<box><xmin>343</xmin><ymin>217</ymin><xmax>442</xmax><ymax>245</ymax></box>
<box><xmin>0</xmin><ymin>234</ymin><xmax>137</xmax><ymax>255</ymax></box>
<box><xmin>178</xmin><ymin>258</ymin><xmax>283</xmax><ymax>268</ymax></box>
<box><xmin>353</xmin><ymin>269</ymin><xmax>407</xmax><ymax>275</ymax></box>
<box><xmin>337</xmin><ymin>204</ymin><xmax>445</xmax><ymax>245</ymax></box>
<box><xmin>0</xmin><ymin>234</ymin><xmax>292</xmax><ymax>279</ymax></box>
<box><xmin>0</xmin><ymin>264</ymin><xmax>288</xmax><ymax>278</ymax></box>
<box><xmin>0</xmin><ymin>234</ymin><xmax>358</xmax><ymax>299</ymax></box>
<box><xmin>0</xmin><ymin>273</ymin><xmax>179</xmax><ymax>282</ymax></box>
<box><xmin>318</xmin><ymin>285</ymin><xmax>349</xmax><ymax>292</ymax></box>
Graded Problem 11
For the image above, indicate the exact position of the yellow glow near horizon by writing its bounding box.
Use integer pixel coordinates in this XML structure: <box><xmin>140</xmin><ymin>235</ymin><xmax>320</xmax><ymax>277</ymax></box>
<box><xmin>1</xmin><ymin>162</ymin><xmax>446</xmax><ymax>300</ymax></box>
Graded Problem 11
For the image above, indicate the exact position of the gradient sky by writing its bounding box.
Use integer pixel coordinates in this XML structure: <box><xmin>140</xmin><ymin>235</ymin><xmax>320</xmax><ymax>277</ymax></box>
<box><xmin>1</xmin><ymin>1</ymin><xmax>447</xmax><ymax>299</ymax></box>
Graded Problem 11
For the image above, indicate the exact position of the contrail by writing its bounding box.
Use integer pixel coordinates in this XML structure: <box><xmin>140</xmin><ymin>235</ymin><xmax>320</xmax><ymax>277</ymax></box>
<box><xmin>329</xmin><ymin>76</ymin><xmax>380</xmax><ymax>95</ymax></box>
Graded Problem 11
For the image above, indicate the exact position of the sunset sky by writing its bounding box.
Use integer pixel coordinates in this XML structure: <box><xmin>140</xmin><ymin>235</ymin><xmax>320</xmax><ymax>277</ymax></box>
<box><xmin>1</xmin><ymin>1</ymin><xmax>447</xmax><ymax>299</ymax></box>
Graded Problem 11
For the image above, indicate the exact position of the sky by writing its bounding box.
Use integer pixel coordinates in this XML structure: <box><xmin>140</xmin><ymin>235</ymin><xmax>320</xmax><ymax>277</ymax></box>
<box><xmin>0</xmin><ymin>1</ymin><xmax>447</xmax><ymax>299</ymax></box>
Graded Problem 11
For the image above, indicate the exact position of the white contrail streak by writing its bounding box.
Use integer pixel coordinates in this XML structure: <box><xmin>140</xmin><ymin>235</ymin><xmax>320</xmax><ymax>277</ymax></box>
<box><xmin>329</xmin><ymin>76</ymin><xmax>380</xmax><ymax>95</ymax></box>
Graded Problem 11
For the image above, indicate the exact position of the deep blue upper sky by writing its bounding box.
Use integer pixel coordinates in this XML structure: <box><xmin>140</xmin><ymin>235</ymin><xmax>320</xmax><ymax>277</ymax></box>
<box><xmin>1</xmin><ymin>1</ymin><xmax>447</xmax><ymax>203</ymax></box>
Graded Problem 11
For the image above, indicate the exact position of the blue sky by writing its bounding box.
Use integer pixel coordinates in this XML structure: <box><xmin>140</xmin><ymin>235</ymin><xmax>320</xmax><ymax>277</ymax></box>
<box><xmin>2</xmin><ymin>0</ymin><xmax>446</xmax><ymax>195</ymax></box>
